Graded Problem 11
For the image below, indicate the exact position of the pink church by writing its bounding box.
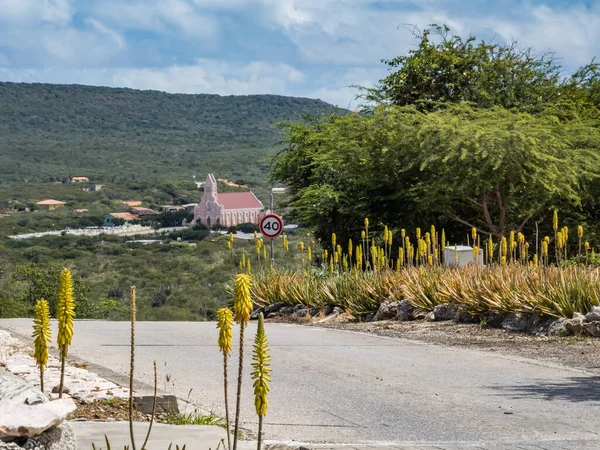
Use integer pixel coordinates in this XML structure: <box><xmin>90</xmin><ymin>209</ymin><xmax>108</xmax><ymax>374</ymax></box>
<box><xmin>193</xmin><ymin>174</ymin><xmax>264</xmax><ymax>228</ymax></box>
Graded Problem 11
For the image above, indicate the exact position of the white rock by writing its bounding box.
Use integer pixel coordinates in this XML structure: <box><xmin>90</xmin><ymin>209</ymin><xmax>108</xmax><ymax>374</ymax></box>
<box><xmin>0</xmin><ymin>398</ymin><xmax>76</xmax><ymax>438</ymax></box>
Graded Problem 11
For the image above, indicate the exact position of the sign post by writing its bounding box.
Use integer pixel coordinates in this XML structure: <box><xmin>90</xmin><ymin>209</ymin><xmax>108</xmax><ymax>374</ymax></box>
<box><xmin>259</xmin><ymin>207</ymin><xmax>284</xmax><ymax>266</ymax></box>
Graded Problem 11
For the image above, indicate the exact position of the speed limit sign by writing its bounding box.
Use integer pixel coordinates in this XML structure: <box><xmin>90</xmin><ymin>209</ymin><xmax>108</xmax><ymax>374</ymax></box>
<box><xmin>259</xmin><ymin>214</ymin><xmax>284</xmax><ymax>239</ymax></box>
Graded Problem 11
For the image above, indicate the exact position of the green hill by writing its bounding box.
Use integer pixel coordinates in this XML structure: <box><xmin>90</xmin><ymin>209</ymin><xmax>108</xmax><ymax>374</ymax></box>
<box><xmin>0</xmin><ymin>82</ymin><xmax>339</xmax><ymax>187</ymax></box>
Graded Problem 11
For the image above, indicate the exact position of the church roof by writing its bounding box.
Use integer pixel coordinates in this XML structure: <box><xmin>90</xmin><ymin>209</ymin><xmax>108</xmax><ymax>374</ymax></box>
<box><xmin>217</xmin><ymin>192</ymin><xmax>263</xmax><ymax>210</ymax></box>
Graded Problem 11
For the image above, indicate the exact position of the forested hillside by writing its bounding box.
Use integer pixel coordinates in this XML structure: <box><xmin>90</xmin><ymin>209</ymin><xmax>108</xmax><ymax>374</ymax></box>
<box><xmin>0</xmin><ymin>82</ymin><xmax>339</xmax><ymax>186</ymax></box>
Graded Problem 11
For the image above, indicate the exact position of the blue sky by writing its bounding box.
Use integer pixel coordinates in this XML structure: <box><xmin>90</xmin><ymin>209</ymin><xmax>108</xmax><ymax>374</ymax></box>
<box><xmin>0</xmin><ymin>0</ymin><xmax>599</xmax><ymax>107</ymax></box>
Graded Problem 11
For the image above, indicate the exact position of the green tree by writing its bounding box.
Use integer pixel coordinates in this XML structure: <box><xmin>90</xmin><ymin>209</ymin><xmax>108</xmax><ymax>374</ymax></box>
<box><xmin>366</xmin><ymin>24</ymin><xmax>599</xmax><ymax>112</ymax></box>
<box><xmin>12</xmin><ymin>263</ymin><xmax>92</xmax><ymax>317</ymax></box>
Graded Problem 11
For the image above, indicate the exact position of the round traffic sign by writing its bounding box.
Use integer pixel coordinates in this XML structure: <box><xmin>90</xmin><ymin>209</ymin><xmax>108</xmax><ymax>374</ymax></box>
<box><xmin>259</xmin><ymin>214</ymin><xmax>284</xmax><ymax>239</ymax></box>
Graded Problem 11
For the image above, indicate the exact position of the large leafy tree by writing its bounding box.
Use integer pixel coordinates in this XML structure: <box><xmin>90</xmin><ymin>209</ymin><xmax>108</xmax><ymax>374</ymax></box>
<box><xmin>367</xmin><ymin>24</ymin><xmax>599</xmax><ymax>111</ymax></box>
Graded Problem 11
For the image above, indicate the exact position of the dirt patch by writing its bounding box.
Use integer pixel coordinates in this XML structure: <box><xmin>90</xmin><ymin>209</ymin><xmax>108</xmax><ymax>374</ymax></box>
<box><xmin>312</xmin><ymin>319</ymin><xmax>600</xmax><ymax>373</ymax></box>
<box><xmin>69</xmin><ymin>398</ymin><xmax>151</xmax><ymax>422</ymax></box>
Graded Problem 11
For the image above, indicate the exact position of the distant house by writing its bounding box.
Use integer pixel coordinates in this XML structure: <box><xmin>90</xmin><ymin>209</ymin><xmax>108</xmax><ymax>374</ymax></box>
<box><xmin>70</xmin><ymin>177</ymin><xmax>89</xmax><ymax>183</ymax></box>
<box><xmin>37</xmin><ymin>199</ymin><xmax>66</xmax><ymax>210</ymax></box>
<box><xmin>87</xmin><ymin>184</ymin><xmax>103</xmax><ymax>192</ymax></box>
<box><xmin>120</xmin><ymin>201</ymin><xmax>142</xmax><ymax>207</ymax></box>
<box><xmin>75</xmin><ymin>209</ymin><xmax>88</xmax><ymax>214</ymax></box>
<box><xmin>194</xmin><ymin>182</ymin><xmax>205</xmax><ymax>189</ymax></box>
<box><xmin>271</xmin><ymin>187</ymin><xmax>287</xmax><ymax>194</ymax></box>
<box><xmin>104</xmin><ymin>206</ymin><xmax>158</xmax><ymax>227</ymax></box>
<box><xmin>104</xmin><ymin>212</ymin><xmax>138</xmax><ymax>227</ymax></box>
<box><xmin>130</xmin><ymin>207</ymin><xmax>159</xmax><ymax>217</ymax></box>
<box><xmin>193</xmin><ymin>174</ymin><xmax>264</xmax><ymax>227</ymax></box>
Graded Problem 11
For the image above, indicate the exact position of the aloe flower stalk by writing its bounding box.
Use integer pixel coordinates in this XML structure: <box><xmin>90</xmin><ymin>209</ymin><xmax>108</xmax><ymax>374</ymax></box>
<box><xmin>33</xmin><ymin>299</ymin><xmax>51</xmax><ymax>393</ymax></box>
<box><xmin>578</xmin><ymin>225</ymin><xmax>584</xmax><ymax>256</ymax></box>
<box><xmin>252</xmin><ymin>313</ymin><xmax>271</xmax><ymax>450</ymax></box>
<box><xmin>217</xmin><ymin>308</ymin><xmax>234</xmax><ymax>450</ymax></box>
<box><xmin>233</xmin><ymin>274</ymin><xmax>252</xmax><ymax>450</ymax></box>
<box><xmin>553</xmin><ymin>210</ymin><xmax>559</xmax><ymax>264</ymax></box>
<box><xmin>128</xmin><ymin>286</ymin><xmax>137</xmax><ymax>450</ymax></box>
<box><xmin>56</xmin><ymin>268</ymin><xmax>75</xmax><ymax>399</ymax></box>
<box><xmin>487</xmin><ymin>236</ymin><xmax>494</xmax><ymax>265</ymax></box>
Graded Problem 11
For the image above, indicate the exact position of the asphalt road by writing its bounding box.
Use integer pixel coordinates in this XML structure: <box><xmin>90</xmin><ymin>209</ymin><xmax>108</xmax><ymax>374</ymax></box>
<box><xmin>2</xmin><ymin>319</ymin><xmax>600</xmax><ymax>449</ymax></box>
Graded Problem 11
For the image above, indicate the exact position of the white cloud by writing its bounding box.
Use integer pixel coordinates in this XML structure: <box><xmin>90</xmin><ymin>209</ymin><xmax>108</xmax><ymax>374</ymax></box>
<box><xmin>86</xmin><ymin>18</ymin><xmax>125</xmax><ymax>49</ymax></box>
<box><xmin>92</xmin><ymin>0</ymin><xmax>219</xmax><ymax>39</ymax></box>
<box><xmin>486</xmin><ymin>3</ymin><xmax>600</xmax><ymax>68</ymax></box>
<box><xmin>0</xmin><ymin>0</ymin><xmax>73</xmax><ymax>25</ymax></box>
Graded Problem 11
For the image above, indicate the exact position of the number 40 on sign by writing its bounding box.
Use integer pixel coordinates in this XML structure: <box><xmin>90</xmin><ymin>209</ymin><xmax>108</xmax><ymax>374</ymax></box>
<box><xmin>259</xmin><ymin>214</ymin><xmax>284</xmax><ymax>239</ymax></box>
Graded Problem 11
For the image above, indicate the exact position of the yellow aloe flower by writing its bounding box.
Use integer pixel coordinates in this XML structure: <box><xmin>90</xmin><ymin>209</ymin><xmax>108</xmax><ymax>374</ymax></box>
<box><xmin>252</xmin><ymin>313</ymin><xmax>271</xmax><ymax>418</ymax></box>
<box><xmin>33</xmin><ymin>299</ymin><xmax>51</xmax><ymax>392</ymax></box>
<box><xmin>578</xmin><ymin>225</ymin><xmax>583</xmax><ymax>239</ymax></box>
<box><xmin>299</xmin><ymin>241</ymin><xmax>305</xmax><ymax>253</ymax></box>
<box><xmin>441</xmin><ymin>229</ymin><xmax>446</xmax><ymax>249</ymax></box>
<box><xmin>383</xmin><ymin>226</ymin><xmax>388</xmax><ymax>243</ymax></box>
<box><xmin>331</xmin><ymin>233</ymin><xmax>336</xmax><ymax>250</ymax></box>
<box><xmin>254</xmin><ymin>231</ymin><xmax>258</xmax><ymax>239</ymax></box>
<box><xmin>533</xmin><ymin>254</ymin><xmax>539</xmax><ymax>266</ymax></box>
<box><xmin>227</xmin><ymin>241</ymin><xmax>232</xmax><ymax>251</ymax></box>
<box><xmin>364</xmin><ymin>218</ymin><xmax>369</xmax><ymax>229</ymax></box>
<box><xmin>388</xmin><ymin>231</ymin><xmax>393</xmax><ymax>248</ymax></box>
<box><xmin>416</xmin><ymin>228</ymin><xmax>421</xmax><ymax>240</ymax></box>
<box><xmin>348</xmin><ymin>239</ymin><xmax>353</xmax><ymax>258</ymax></box>
<box><xmin>234</xmin><ymin>274</ymin><xmax>252</xmax><ymax>326</ymax></box>
<box><xmin>471</xmin><ymin>228</ymin><xmax>477</xmax><ymax>241</ymax></box>
<box><xmin>401</xmin><ymin>229</ymin><xmax>406</xmax><ymax>239</ymax></box>
<box><xmin>216</xmin><ymin>308</ymin><xmax>234</xmax><ymax>356</ymax></box>
<box><xmin>487</xmin><ymin>236</ymin><xmax>494</xmax><ymax>261</ymax></box>
<box><xmin>542</xmin><ymin>240</ymin><xmax>549</xmax><ymax>257</ymax></box>
<box><xmin>501</xmin><ymin>237</ymin><xmax>507</xmax><ymax>257</ymax></box>
<box><xmin>230</xmin><ymin>232</ymin><xmax>234</xmax><ymax>243</ymax></box>
<box><xmin>361</xmin><ymin>230</ymin><xmax>365</xmax><ymax>239</ymax></box>
<box><xmin>557</xmin><ymin>233</ymin><xmax>564</xmax><ymax>250</ymax></box>
<box><xmin>57</xmin><ymin>268</ymin><xmax>75</xmax><ymax>358</ymax></box>
<box><xmin>307</xmin><ymin>247</ymin><xmax>312</xmax><ymax>262</ymax></box>
<box><xmin>553</xmin><ymin>210</ymin><xmax>558</xmax><ymax>231</ymax></box>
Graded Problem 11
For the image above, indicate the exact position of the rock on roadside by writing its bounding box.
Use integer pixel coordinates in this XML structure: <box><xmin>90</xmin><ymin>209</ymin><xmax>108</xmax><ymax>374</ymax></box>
<box><xmin>0</xmin><ymin>376</ymin><xmax>76</xmax><ymax>449</ymax></box>
<box><xmin>373</xmin><ymin>301</ymin><xmax>400</xmax><ymax>321</ymax></box>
